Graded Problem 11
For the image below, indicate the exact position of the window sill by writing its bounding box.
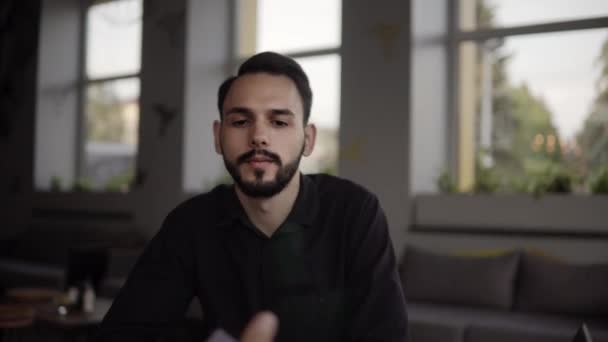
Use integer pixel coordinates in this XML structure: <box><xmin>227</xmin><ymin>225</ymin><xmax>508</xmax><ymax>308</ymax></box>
<box><xmin>413</xmin><ymin>193</ymin><xmax>608</xmax><ymax>235</ymax></box>
<box><xmin>31</xmin><ymin>191</ymin><xmax>134</xmax><ymax>222</ymax></box>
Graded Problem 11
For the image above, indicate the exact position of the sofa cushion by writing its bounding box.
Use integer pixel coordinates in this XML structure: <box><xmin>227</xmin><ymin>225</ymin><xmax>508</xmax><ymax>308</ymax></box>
<box><xmin>408</xmin><ymin>302</ymin><xmax>608</xmax><ymax>342</ymax></box>
<box><xmin>409</xmin><ymin>319</ymin><xmax>465</xmax><ymax>342</ymax></box>
<box><xmin>516</xmin><ymin>253</ymin><xmax>608</xmax><ymax>316</ymax></box>
<box><xmin>466</xmin><ymin>324</ymin><xmax>576</xmax><ymax>342</ymax></box>
<box><xmin>400</xmin><ymin>246</ymin><xmax>519</xmax><ymax>309</ymax></box>
<box><xmin>466</xmin><ymin>316</ymin><xmax>608</xmax><ymax>342</ymax></box>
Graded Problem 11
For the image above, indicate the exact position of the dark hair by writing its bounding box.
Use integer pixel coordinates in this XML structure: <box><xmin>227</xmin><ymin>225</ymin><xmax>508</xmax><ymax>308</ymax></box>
<box><xmin>217</xmin><ymin>51</ymin><xmax>313</xmax><ymax>123</ymax></box>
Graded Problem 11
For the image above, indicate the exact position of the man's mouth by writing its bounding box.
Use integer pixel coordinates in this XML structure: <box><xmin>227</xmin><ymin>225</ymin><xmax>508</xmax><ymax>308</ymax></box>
<box><xmin>248</xmin><ymin>157</ymin><xmax>274</xmax><ymax>162</ymax></box>
<box><xmin>246</xmin><ymin>156</ymin><xmax>275</xmax><ymax>167</ymax></box>
<box><xmin>237</xmin><ymin>150</ymin><xmax>281</xmax><ymax>167</ymax></box>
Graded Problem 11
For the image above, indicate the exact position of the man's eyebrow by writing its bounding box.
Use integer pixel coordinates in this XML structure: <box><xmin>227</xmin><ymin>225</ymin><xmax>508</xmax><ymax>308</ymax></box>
<box><xmin>224</xmin><ymin>107</ymin><xmax>254</xmax><ymax>117</ymax></box>
<box><xmin>269</xmin><ymin>108</ymin><xmax>295</xmax><ymax>116</ymax></box>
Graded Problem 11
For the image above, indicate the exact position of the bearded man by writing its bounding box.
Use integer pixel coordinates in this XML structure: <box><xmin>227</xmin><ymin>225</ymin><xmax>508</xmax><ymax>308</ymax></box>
<box><xmin>98</xmin><ymin>52</ymin><xmax>407</xmax><ymax>342</ymax></box>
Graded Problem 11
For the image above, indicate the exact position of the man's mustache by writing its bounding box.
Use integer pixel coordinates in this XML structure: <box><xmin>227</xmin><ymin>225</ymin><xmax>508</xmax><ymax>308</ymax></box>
<box><xmin>237</xmin><ymin>149</ymin><xmax>282</xmax><ymax>165</ymax></box>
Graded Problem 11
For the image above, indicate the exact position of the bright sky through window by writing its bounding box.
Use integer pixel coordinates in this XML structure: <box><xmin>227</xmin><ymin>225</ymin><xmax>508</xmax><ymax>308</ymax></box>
<box><xmin>86</xmin><ymin>0</ymin><xmax>142</xmax><ymax>79</ymax></box>
<box><xmin>481</xmin><ymin>0</ymin><xmax>608</xmax><ymax>142</ymax></box>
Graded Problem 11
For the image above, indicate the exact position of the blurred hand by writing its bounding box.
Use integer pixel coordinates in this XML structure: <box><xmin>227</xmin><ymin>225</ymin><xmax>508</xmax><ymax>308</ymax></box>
<box><xmin>241</xmin><ymin>311</ymin><xmax>278</xmax><ymax>342</ymax></box>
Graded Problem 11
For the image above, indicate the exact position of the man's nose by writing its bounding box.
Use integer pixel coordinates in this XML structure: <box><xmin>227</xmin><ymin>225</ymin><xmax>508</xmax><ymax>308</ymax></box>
<box><xmin>249</xmin><ymin>122</ymin><xmax>269</xmax><ymax>148</ymax></box>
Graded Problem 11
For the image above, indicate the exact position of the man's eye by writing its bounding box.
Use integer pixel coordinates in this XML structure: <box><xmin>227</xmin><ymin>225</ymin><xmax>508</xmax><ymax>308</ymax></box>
<box><xmin>272</xmin><ymin>120</ymin><xmax>288</xmax><ymax>127</ymax></box>
<box><xmin>231</xmin><ymin>120</ymin><xmax>248</xmax><ymax>127</ymax></box>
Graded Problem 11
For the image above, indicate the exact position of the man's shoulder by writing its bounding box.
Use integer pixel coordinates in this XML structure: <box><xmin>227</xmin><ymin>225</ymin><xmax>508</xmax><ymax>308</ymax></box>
<box><xmin>306</xmin><ymin>174</ymin><xmax>377</xmax><ymax>204</ymax></box>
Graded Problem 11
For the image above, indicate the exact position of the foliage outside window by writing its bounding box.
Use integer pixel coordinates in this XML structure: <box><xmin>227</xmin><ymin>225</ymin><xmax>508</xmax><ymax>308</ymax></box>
<box><xmin>451</xmin><ymin>0</ymin><xmax>608</xmax><ymax>195</ymax></box>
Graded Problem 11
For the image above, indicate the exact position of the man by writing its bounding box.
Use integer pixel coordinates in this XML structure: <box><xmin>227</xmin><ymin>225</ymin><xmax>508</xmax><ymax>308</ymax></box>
<box><xmin>98</xmin><ymin>52</ymin><xmax>407</xmax><ymax>341</ymax></box>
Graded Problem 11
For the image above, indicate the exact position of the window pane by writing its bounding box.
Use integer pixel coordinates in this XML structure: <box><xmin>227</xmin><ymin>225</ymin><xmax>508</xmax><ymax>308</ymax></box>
<box><xmin>458</xmin><ymin>29</ymin><xmax>608</xmax><ymax>190</ymax></box>
<box><xmin>461</xmin><ymin>0</ymin><xmax>608</xmax><ymax>31</ymax></box>
<box><xmin>296</xmin><ymin>54</ymin><xmax>341</xmax><ymax>175</ymax></box>
<box><xmin>86</xmin><ymin>0</ymin><xmax>142</xmax><ymax>79</ymax></box>
<box><xmin>237</xmin><ymin>0</ymin><xmax>341</xmax><ymax>56</ymax></box>
<box><xmin>84</xmin><ymin>78</ymin><xmax>139</xmax><ymax>192</ymax></box>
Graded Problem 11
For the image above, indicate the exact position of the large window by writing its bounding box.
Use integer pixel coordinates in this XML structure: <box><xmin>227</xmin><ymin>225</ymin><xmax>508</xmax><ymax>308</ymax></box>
<box><xmin>453</xmin><ymin>0</ymin><xmax>608</xmax><ymax>193</ymax></box>
<box><xmin>81</xmin><ymin>0</ymin><xmax>142</xmax><ymax>192</ymax></box>
<box><xmin>236</xmin><ymin>0</ymin><xmax>342</xmax><ymax>175</ymax></box>
<box><xmin>35</xmin><ymin>0</ymin><xmax>142</xmax><ymax>192</ymax></box>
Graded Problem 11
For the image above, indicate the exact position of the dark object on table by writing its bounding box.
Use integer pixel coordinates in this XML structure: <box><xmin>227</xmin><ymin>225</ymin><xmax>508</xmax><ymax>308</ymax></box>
<box><xmin>65</xmin><ymin>247</ymin><xmax>108</xmax><ymax>293</ymax></box>
<box><xmin>573</xmin><ymin>323</ymin><xmax>593</xmax><ymax>342</ymax></box>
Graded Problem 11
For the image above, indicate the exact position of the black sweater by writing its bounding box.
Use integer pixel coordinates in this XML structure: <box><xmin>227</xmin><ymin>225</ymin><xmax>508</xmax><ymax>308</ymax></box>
<box><xmin>97</xmin><ymin>174</ymin><xmax>407</xmax><ymax>342</ymax></box>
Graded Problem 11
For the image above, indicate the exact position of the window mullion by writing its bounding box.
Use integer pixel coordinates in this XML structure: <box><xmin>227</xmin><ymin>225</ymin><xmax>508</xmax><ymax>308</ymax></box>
<box><xmin>455</xmin><ymin>16</ymin><xmax>608</xmax><ymax>42</ymax></box>
<box><xmin>447</xmin><ymin>0</ymin><xmax>460</xmax><ymax>181</ymax></box>
<box><xmin>75</xmin><ymin>0</ymin><xmax>89</xmax><ymax>184</ymax></box>
<box><xmin>86</xmin><ymin>73</ymin><xmax>141</xmax><ymax>85</ymax></box>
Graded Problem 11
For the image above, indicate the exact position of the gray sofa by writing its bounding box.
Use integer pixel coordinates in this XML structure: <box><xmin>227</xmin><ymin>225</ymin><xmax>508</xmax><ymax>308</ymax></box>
<box><xmin>400</xmin><ymin>246</ymin><xmax>608</xmax><ymax>342</ymax></box>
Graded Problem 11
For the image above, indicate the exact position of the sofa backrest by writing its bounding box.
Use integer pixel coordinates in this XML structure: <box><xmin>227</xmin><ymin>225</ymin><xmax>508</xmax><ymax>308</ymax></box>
<box><xmin>399</xmin><ymin>245</ymin><xmax>520</xmax><ymax>310</ymax></box>
<box><xmin>399</xmin><ymin>245</ymin><xmax>608</xmax><ymax>317</ymax></box>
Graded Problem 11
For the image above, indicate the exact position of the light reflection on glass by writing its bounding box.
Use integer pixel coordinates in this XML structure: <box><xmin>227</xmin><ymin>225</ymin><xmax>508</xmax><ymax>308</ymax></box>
<box><xmin>86</xmin><ymin>0</ymin><xmax>142</xmax><ymax>79</ymax></box>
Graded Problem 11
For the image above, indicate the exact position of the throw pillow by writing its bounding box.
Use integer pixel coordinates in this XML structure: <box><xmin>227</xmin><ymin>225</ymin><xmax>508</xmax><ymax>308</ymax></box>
<box><xmin>515</xmin><ymin>253</ymin><xmax>608</xmax><ymax>315</ymax></box>
<box><xmin>399</xmin><ymin>245</ymin><xmax>520</xmax><ymax>310</ymax></box>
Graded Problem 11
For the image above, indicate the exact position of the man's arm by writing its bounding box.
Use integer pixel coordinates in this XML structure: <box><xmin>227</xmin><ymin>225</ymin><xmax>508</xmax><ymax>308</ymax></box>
<box><xmin>97</xmin><ymin>210</ymin><xmax>197</xmax><ymax>341</ymax></box>
<box><xmin>345</xmin><ymin>194</ymin><xmax>408</xmax><ymax>342</ymax></box>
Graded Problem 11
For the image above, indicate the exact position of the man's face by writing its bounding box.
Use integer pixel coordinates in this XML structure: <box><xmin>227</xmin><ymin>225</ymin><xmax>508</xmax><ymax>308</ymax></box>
<box><xmin>213</xmin><ymin>73</ymin><xmax>316</xmax><ymax>198</ymax></box>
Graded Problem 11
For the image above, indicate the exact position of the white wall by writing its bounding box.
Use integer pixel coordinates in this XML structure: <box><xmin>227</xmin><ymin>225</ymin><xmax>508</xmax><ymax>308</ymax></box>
<box><xmin>410</xmin><ymin>0</ymin><xmax>449</xmax><ymax>194</ymax></box>
<box><xmin>182</xmin><ymin>0</ymin><xmax>230</xmax><ymax>193</ymax></box>
<box><xmin>340</xmin><ymin>0</ymin><xmax>412</xmax><ymax>256</ymax></box>
<box><xmin>35</xmin><ymin>0</ymin><xmax>80</xmax><ymax>190</ymax></box>
<box><xmin>131</xmin><ymin>0</ymin><xmax>188</xmax><ymax>237</ymax></box>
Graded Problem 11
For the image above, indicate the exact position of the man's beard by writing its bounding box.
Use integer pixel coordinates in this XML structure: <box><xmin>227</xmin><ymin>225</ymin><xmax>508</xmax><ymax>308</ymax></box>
<box><xmin>223</xmin><ymin>144</ymin><xmax>304</xmax><ymax>198</ymax></box>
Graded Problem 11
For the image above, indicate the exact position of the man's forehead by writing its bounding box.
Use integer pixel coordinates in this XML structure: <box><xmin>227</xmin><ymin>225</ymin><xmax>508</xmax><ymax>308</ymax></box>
<box><xmin>223</xmin><ymin>73</ymin><xmax>304</xmax><ymax>115</ymax></box>
<box><xmin>230</xmin><ymin>73</ymin><xmax>297</xmax><ymax>93</ymax></box>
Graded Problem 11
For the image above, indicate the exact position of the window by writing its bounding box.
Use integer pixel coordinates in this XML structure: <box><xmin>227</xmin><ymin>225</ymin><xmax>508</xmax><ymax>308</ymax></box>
<box><xmin>35</xmin><ymin>0</ymin><xmax>142</xmax><ymax>192</ymax></box>
<box><xmin>81</xmin><ymin>0</ymin><xmax>142</xmax><ymax>192</ymax></box>
<box><xmin>236</xmin><ymin>0</ymin><xmax>342</xmax><ymax>175</ymax></box>
<box><xmin>453</xmin><ymin>0</ymin><xmax>608</xmax><ymax>192</ymax></box>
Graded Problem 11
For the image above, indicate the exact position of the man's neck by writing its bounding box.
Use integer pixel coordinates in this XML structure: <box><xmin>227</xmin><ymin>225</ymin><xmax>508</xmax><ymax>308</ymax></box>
<box><xmin>235</xmin><ymin>173</ymin><xmax>301</xmax><ymax>237</ymax></box>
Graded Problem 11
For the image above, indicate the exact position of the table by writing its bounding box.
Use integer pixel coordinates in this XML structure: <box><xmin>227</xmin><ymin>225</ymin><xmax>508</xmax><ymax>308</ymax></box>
<box><xmin>35</xmin><ymin>297</ymin><xmax>113</xmax><ymax>341</ymax></box>
<box><xmin>5</xmin><ymin>287</ymin><xmax>62</xmax><ymax>304</ymax></box>
<box><xmin>3</xmin><ymin>287</ymin><xmax>113</xmax><ymax>341</ymax></box>
<box><xmin>0</xmin><ymin>304</ymin><xmax>35</xmax><ymax>342</ymax></box>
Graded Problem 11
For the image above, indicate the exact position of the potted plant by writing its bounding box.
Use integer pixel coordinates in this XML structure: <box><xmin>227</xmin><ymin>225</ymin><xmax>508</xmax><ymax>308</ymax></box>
<box><xmin>528</xmin><ymin>167</ymin><xmax>574</xmax><ymax>197</ymax></box>
<box><xmin>436</xmin><ymin>170</ymin><xmax>458</xmax><ymax>194</ymax></box>
<box><xmin>590</xmin><ymin>166</ymin><xmax>608</xmax><ymax>194</ymax></box>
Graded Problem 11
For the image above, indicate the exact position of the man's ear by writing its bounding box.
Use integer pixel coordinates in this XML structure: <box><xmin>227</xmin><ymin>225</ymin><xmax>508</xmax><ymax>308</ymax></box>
<box><xmin>303</xmin><ymin>123</ymin><xmax>317</xmax><ymax>157</ymax></box>
<box><xmin>213</xmin><ymin>120</ymin><xmax>222</xmax><ymax>155</ymax></box>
